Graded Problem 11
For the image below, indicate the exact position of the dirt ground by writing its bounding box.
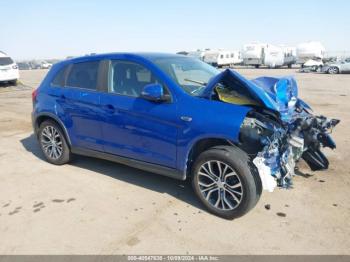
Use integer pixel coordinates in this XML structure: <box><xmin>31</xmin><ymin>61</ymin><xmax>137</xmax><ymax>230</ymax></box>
<box><xmin>0</xmin><ymin>68</ymin><xmax>349</xmax><ymax>254</ymax></box>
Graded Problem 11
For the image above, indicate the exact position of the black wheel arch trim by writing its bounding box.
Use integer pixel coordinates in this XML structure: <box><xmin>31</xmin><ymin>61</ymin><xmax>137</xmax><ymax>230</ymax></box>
<box><xmin>33</xmin><ymin>112</ymin><xmax>72</xmax><ymax>146</ymax></box>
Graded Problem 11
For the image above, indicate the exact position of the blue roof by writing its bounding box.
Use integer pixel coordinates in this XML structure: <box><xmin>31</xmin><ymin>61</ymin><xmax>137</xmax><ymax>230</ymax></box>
<box><xmin>65</xmin><ymin>52</ymin><xmax>185</xmax><ymax>64</ymax></box>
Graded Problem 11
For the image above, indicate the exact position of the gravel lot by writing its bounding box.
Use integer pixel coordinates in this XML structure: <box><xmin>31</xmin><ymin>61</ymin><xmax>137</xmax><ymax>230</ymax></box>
<box><xmin>0</xmin><ymin>68</ymin><xmax>349</xmax><ymax>254</ymax></box>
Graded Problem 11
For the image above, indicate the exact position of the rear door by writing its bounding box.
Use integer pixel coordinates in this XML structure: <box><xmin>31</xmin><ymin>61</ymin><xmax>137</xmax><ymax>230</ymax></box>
<box><xmin>62</xmin><ymin>60</ymin><xmax>104</xmax><ymax>151</ymax></box>
<box><xmin>99</xmin><ymin>60</ymin><xmax>179</xmax><ymax>168</ymax></box>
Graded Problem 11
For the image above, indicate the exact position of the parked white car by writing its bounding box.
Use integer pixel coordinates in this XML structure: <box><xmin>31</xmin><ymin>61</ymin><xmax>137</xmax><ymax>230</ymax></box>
<box><xmin>40</xmin><ymin>61</ymin><xmax>52</xmax><ymax>69</ymax></box>
<box><xmin>322</xmin><ymin>58</ymin><xmax>350</xmax><ymax>74</ymax></box>
<box><xmin>0</xmin><ymin>51</ymin><xmax>19</xmax><ymax>85</ymax></box>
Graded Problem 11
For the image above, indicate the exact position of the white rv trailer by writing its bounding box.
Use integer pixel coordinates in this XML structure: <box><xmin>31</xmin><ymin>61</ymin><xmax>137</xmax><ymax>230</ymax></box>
<box><xmin>280</xmin><ymin>46</ymin><xmax>297</xmax><ymax>68</ymax></box>
<box><xmin>203</xmin><ymin>50</ymin><xmax>242</xmax><ymax>68</ymax></box>
<box><xmin>296</xmin><ymin>41</ymin><xmax>326</xmax><ymax>65</ymax></box>
<box><xmin>242</xmin><ymin>43</ymin><xmax>266</xmax><ymax>68</ymax></box>
<box><xmin>242</xmin><ymin>43</ymin><xmax>285</xmax><ymax>68</ymax></box>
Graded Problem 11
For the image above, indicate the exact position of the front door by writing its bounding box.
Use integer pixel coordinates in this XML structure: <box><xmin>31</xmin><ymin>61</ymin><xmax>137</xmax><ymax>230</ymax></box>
<box><xmin>100</xmin><ymin>60</ymin><xmax>178</xmax><ymax>168</ymax></box>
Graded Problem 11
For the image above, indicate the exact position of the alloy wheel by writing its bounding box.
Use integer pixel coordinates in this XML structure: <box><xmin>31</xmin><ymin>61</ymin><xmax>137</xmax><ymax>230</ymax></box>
<box><xmin>41</xmin><ymin>126</ymin><xmax>63</xmax><ymax>160</ymax></box>
<box><xmin>328</xmin><ymin>67</ymin><xmax>338</xmax><ymax>74</ymax></box>
<box><xmin>197</xmin><ymin>160</ymin><xmax>243</xmax><ymax>210</ymax></box>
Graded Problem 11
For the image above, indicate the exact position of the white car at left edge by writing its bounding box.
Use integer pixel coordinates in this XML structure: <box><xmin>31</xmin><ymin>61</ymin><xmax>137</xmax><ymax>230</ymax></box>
<box><xmin>0</xmin><ymin>51</ymin><xmax>19</xmax><ymax>85</ymax></box>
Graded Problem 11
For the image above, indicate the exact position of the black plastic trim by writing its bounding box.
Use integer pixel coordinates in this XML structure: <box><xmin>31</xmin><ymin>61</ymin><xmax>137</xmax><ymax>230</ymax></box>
<box><xmin>33</xmin><ymin>112</ymin><xmax>72</xmax><ymax>146</ymax></box>
<box><xmin>71</xmin><ymin>147</ymin><xmax>185</xmax><ymax>180</ymax></box>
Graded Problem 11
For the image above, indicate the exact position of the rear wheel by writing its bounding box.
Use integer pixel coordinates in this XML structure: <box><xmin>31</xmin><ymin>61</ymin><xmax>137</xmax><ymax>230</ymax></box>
<box><xmin>38</xmin><ymin>120</ymin><xmax>71</xmax><ymax>165</ymax></box>
<box><xmin>328</xmin><ymin>66</ymin><xmax>339</xmax><ymax>74</ymax></box>
<box><xmin>191</xmin><ymin>146</ymin><xmax>262</xmax><ymax>219</ymax></box>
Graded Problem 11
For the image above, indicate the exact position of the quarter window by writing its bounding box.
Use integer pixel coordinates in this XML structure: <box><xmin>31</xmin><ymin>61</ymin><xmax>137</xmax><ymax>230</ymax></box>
<box><xmin>66</xmin><ymin>61</ymin><xmax>99</xmax><ymax>90</ymax></box>
<box><xmin>110</xmin><ymin>61</ymin><xmax>163</xmax><ymax>97</ymax></box>
<box><xmin>51</xmin><ymin>66</ymin><xmax>68</xmax><ymax>87</ymax></box>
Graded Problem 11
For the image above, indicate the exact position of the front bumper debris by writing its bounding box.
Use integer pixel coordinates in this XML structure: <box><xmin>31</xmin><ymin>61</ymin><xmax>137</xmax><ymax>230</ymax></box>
<box><xmin>245</xmin><ymin>112</ymin><xmax>339</xmax><ymax>192</ymax></box>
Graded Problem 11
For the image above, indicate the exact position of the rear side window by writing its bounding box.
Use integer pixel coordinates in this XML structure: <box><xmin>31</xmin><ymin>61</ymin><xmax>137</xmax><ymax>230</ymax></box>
<box><xmin>0</xmin><ymin>57</ymin><xmax>14</xmax><ymax>66</ymax></box>
<box><xmin>51</xmin><ymin>66</ymin><xmax>67</xmax><ymax>87</ymax></box>
<box><xmin>66</xmin><ymin>61</ymin><xmax>99</xmax><ymax>90</ymax></box>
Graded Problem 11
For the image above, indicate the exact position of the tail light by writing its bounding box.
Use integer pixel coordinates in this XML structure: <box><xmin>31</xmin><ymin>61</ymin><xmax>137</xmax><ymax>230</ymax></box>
<box><xmin>32</xmin><ymin>89</ymin><xmax>38</xmax><ymax>102</ymax></box>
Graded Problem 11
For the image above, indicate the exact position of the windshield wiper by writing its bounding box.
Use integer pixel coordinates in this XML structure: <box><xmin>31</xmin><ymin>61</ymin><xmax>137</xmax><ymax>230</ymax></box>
<box><xmin>184</xmin><ymin>78</ymin><xmax>207</xmax><ymax>86</ymax></box>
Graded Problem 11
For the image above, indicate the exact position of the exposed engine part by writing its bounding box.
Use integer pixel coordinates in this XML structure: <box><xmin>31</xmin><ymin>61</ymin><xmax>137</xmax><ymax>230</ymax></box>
<box><xmin>240</xmin><ymin>110</ymin><xmax>339</xmax><ymax>191</ymax></box>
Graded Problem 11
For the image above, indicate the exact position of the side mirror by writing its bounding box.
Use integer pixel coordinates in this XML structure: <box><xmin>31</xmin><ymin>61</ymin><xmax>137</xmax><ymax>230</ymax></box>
<box><xmin>141</xmin><ymin>83</ymin><xmax>170</xmax><ymax>102</ymax></box>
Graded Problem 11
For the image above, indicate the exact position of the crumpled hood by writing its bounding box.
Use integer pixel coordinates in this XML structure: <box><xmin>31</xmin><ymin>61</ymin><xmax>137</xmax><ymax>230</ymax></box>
<box><xmin>201</xmin><ymin>69</ymin><xmax>300</xmax><ymax>121</ymax></box>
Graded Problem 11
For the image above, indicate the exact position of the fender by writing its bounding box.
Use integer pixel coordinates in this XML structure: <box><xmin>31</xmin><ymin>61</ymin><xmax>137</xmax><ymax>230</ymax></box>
<box><xmin>32</xmin><ymin>112</ymin><xmax>72</xmax><ymax>146</ymax></box>
<box><xmin>181</xmin><ymin>134</ymin><xmax>239</xmax><ymax>178</ymax></box>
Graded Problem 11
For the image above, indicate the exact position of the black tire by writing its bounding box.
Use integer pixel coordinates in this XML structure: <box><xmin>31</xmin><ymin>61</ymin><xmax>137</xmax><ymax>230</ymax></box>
<box><xmin>9</xmin><ymin>80</ymin><xmax>18</xmax><ymax>86</ymax></box>
<box><xmin>191</xmin><ymin>145</ymin><xmax>262</xmax><ymax>219</ymax></box>
<box><xmin>38</xmin><ymin>120</ymin><xmax>71</xmax><ymax>165</ymax></box>
<box><xmin>288</xmin><ymin>64</ymin><xmax>292</xmax><ymax>69</ymax></box>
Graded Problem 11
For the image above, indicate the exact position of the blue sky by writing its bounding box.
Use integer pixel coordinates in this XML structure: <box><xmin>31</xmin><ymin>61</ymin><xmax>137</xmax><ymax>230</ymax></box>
<box><xmin>2</xmin><ymin>0</ymin><xmax>349</xmax><ymax>59</ymax></box>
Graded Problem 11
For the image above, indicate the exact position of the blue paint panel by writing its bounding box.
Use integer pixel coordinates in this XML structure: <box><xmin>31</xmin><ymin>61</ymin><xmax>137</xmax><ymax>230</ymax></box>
<box><xmin>32</xmin><ymin>53</ymin><xmax>294</xmax><ymax>175</ymax></box>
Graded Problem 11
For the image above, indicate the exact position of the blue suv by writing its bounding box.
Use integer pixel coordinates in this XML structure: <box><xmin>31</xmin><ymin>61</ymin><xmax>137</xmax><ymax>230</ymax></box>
<box><xmin>32</xmin><ymin>53</ymin><xmax>338</xmax><ymax>219</ymax></box>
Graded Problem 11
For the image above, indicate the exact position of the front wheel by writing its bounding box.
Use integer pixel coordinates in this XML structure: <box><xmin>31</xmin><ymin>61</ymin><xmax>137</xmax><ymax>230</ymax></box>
<box><xmin>328</xmin><ymin>66</ymin><xmax>339</xmax><ymax>74</ymax></box>
<box><xmin>191</xmin><ymin>146</ymin><xmax>262</xmax><ymax>219</ymax></box>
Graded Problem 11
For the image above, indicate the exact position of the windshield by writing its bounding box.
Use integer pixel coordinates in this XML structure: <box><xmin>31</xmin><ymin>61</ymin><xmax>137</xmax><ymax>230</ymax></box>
<box><xmin>150</xmin><ymin>56</ymin><xmax>220</xmax><ymax>96</ymax></box>
<box><xmin>0</xmin><ymin>57</ymin><xmax>14</xmax><ymax>66</ymax></box>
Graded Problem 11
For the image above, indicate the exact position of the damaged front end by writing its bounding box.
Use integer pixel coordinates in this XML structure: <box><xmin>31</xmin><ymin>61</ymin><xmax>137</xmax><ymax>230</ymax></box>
<box><xmin>202</xmin><ymin>69</ymin><xmax>340</xmax><ymax>192</ymax></box>
<box><xmin>239</xmin><ymin>77</ymin><xmax>339</xmax><ymax>191</ymax></box>
<box><xmin>240</xmin><ymin>109</ymin><xmax>339</xmax><ymax>192</ymax></box>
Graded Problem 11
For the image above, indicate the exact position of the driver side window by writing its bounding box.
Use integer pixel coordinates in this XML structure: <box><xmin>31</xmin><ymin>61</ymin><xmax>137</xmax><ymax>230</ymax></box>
<box><xmin>109</xmin><ymin>60</ymin><xmax>166</xmax><ymax>97</ymax></box>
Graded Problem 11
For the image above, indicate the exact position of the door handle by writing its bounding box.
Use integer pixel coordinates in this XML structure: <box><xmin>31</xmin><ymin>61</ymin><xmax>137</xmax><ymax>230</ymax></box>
<box><xmin>180</xmin><ymin>116</ymin><xmax>192</xmax><ymax>122</ymax></box>
<box><xmin>103</xmin><ymin>104</ymin><xmax>116</xmax><ymax>114</ymax></box>
<box><xmin>60</xmin><ymin>94</ymin><xmax>66</xmax><ymax>99</ymax></box>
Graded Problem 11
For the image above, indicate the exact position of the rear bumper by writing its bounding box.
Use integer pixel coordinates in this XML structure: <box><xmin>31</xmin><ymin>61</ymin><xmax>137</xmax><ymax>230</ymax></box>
<box><xmin>0</xmin><ymin>70</ymin><xmax>19</xmax><ymax>82</ymax></box>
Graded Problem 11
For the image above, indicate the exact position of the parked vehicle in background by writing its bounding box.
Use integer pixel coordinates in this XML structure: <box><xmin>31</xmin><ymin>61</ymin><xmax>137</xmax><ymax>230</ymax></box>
<box><xmin>263</xmin><ymin>44</ymin><xmax>284</xmax><ymax>68</ymax></box>
<box><xmin>296</xmin><ymin>41</ymin><xmax>325</xmax><ymax>67</ymax></box>
<box><xmin>32</xmin><ymin>53</ymin><xmax>339</xmax><ymax>219</ymax></box>
<box><xmin>242</xmin><ymin>43</ymin><xmax>266</xmax><ymax>68</ymax></box>
<box><xmin>18</xmin><ymin>62</ymin><xmax>32</xmax><ymax>70</ymax></box>
<box><xmin>40</xmin><ymin>61</ymin><xmax>52</xmax><ymax>69</ymax></box>
<box><xmin>0</xmin><ymin>51</ymin><xmax>19</xmax><ymax>85</ymax></box>
<box><xmin>322</xmin><ymin>58</ymin><xmax>350</xmax><ymax>74</ymax></box>
<box><xmin>280</xmin><ymin>46</ymin><xmax>297</xmax><ymax>68</ymax></box>
<box><xmin>242</xmin><ymin>43</ymin><xmax>286</xmax><ymax>68</ymax></box>
<box><xmin>203</xmin><ymin>49</ymin><xmax>242</xmax><ymax>67</ymax></box>
<box><xmin>302</xmin><ymin>59</ymin><xmax>324</xmax><ymax>71</ymax></box>
<box><xmin>30</xmin><ymin>62</ymin><xmax>42</xmax><ymax>69</ymax></box>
